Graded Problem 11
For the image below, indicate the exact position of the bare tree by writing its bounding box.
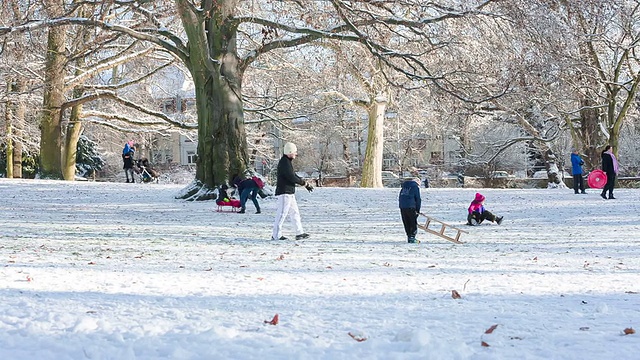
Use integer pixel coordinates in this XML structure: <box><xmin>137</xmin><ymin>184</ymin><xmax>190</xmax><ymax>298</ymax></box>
<box><xmin>2</xmin><ymin>0</ymin><xmax>499</xmax><ymax>198</ymax></box>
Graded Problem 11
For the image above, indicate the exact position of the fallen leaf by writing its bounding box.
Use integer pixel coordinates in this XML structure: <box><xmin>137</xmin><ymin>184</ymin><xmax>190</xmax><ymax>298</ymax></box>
<box><xmin>204</xmin><ymin>267</ymin><xmax>212</xmax><ymax>271</ymax></box>
<box><xmin>26</xmin><ymin>275</ymin><xmax>32</xmax><ymax>282</ymax></box>
<box><xmin>485</xmin><ymin>324</ymin><xmax>499</xmax><ymax>334</ymax></box>
<box><xmin>532</xmin><ymin>256</ymin><xmax>538</xmax><ymax>261</ymax></box>
<box><xmin>579</xmin><ymin>327</ymin><xmax>590</xmax><ymax>331</ymax></box>
<box><xmin>88</xmin><ymin>261</ymin><xmax>96</xmax><ymax>265</ymax></box>
<box><xmin>264</xmin><ymin>314</ymin><xmax>279</xmax><ymax>325</ymax></box>
<box><xmin>452</xmin><ymin>290</ymin><xmax>461</xmax><ymax>299</ymax></box>
<box><xmin>623</xmin><ymin>327</ymin><xmax>635</xmax><ymax>335</ymax></box>
<box><xmin>276</xmin><ymin>255</ymin><xmax>285</xmax><ymax>261</ymax></box>
<box><xmin>348</xmin><ymin>332</ymin><xmax>367</xmax><ymax>342</ymax></box>
<box><xmin>481</xmin><ymin>341</ymin><xmax>490</xmax><ymax>347</ymax></box>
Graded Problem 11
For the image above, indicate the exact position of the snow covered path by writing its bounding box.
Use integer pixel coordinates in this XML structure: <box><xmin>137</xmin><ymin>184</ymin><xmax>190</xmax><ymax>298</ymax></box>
<box><xmin>0</xmin><ymin>179</ymin><xmax>638</xmax><ymax>359</ymax></box>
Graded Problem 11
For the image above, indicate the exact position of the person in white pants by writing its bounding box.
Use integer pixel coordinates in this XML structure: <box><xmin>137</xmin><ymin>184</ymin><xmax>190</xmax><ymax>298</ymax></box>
<box><xmin>271</xmin><ymin>142</ymin><xmax>314</xmax><ymax>240</ymax></box>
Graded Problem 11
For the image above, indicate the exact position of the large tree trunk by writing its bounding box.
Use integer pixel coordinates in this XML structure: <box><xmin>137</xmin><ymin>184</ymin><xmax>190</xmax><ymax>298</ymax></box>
<box><xmin>62</xmin><ymin>105</ymin><xmax>83</xmax><ymax>180</ymax></box>
<box><xmin>6</xmin><ymin>78</ymin><xmax>26</xmax><ymax>178</ymax></box>
<box><xmin>360</xmin><ymin>97</ymin><xmax>387</xmax><ymax>188</ymax></box>
<box><xmin>40</xmin><ymin>1</ymin><xmax>66</xmax><ymax>179</ymax></box>
<box><xmin>175</xmin><ymin>0</ymin><xmax>249</xmax><ymax>200</ymax></box>
<box><xmin>4</xmin><ymin>95</ymin><xmax>13</xmax><ymax>179</ymax></box>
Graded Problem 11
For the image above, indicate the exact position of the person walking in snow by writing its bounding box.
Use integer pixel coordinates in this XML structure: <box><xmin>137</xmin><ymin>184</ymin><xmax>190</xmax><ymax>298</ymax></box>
<box><xmin>467</xmin><ymin>193</ymin><xmax>503</xmax><ymax>226</ymax></box>
<box><xmin>399</xmin><ymin>177</ymin><xmax>422</xmax><ymax>243</ymax></box>
<box><xmin>122</xmin><ymin>141</ymin><xmax>136</xmax><ymax>183</ymax></box>
<box><xmin>271</xmin><ymin>142</ymin><xmax>313</xmax><ymax>241</ymax></box>
<box><xmin>601</xmin><ymin>145</ymin><xmax>619</xmax><ymax>199</ymax></box>
<box><xmin>236</xmin><ymin>177</ymin><xmax>261</xmax><ymax>214</ymax></box>
<box><xmin>571</xmin><ymin>149</ymin><xmax>586</xmax><ymax>194</ymax></box>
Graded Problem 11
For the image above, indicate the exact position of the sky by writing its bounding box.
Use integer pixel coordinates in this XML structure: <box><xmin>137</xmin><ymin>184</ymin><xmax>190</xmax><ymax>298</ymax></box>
<box><xmin>0</xmin><ymin>178</ymin><xmax>638</xmax><ymax>360</ymax></box>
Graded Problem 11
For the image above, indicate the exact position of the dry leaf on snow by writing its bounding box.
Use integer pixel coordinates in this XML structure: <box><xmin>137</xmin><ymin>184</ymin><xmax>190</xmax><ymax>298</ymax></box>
<box><xmin>264</xmin><ymin>314</ymin><xmax>279</xmax><ymax>325</ymax></box>
<box><xmin>623</xmin><ymin>327</ymin><xmax>635</xmax><ymax>335</ymax></box>
<box><xmin>452</xmin><ymin>290</ymin><xmax>461</xmax><ymax>299</ymax></box>
<box><xmin>348</xmin><ymin>332</ymin><xmax>367</xmax><ymax>342</ymax></box>
<box><xmin>485</xmin><ymin>324</ymin><xmax>499</xmax><ymax>334</ymax></box>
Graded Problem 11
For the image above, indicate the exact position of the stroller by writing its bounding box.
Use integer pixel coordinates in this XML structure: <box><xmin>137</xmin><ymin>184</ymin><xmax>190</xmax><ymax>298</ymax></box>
<box><xmin>136</xmin><ymin>158</ymin><xmax>159</xmax><ymax>183</ymax></box>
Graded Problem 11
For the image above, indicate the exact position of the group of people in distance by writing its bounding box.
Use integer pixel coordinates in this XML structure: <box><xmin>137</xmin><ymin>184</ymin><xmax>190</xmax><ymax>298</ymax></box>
<box><xmin>571</xmin><ymin>145</ymin><xmax>619</xmax><ymax>199</ymax></box>
<box><xmin>216</xmin><ymin>142</ymin><xmax>314</xmax><ymax>241</ymax></box>
<box><xmin>397</xmin><ymin>144</ymin><xmax>620</xmax><ymax>244</ymax></box>
<box><xmin>121</xmin><ymin>141</ymin><xmax>159</xmax><ymax>183</ymax></box>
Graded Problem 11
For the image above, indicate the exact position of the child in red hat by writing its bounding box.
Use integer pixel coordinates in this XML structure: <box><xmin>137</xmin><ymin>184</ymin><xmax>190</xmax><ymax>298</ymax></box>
<box><xmin>467</xmin><ymin>193</ymin><xmax>503</xmax><ymax>226</ymax></box>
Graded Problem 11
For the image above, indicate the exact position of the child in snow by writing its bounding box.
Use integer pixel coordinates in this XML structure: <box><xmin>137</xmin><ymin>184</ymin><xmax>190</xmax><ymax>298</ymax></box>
<box><xmin>216</xmin><ymin>184</ymin><xmax>241</xmax><ymax>209</ymax></box>
<box><xmin>399</xmin><ymin>177</ymin><xmax>422</xmax><ymax>243</ymax></box>
<box><xmin>467</xmin><ymin>193</ymin><xmax>503</xmax><ymax>226</ymax></box>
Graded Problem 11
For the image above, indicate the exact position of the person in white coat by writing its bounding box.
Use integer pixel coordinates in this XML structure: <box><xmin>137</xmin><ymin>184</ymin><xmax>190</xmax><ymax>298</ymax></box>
<box><xmin>271</xmin><ymin>142</ymin><xmax>314</xmax><ymax>240</ymax></box>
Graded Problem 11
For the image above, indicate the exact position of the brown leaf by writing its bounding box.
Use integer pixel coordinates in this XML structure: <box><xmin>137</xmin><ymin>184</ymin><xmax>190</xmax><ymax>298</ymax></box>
<box><xmin>276</xmin><ymin>255</ymin><xmax>285</xmax><ymax>261</ymax></box>
<box><xmin>452</xmin><ymin>290</ymin><xmax>461</xmax><ymax>299</ymax></box>
<box><xmin>264</xmin><ymin>314</ymin><xmax>279</xmax><ymax>325</ymax></box>
<box><xmin>623</xmin><ymin>327</ymin><xmax>635</xmax><ymax>335</ymax></box>
<box><xmin>485</xmin><ymin>324</ymin><xmax>499</xmax><ymax>334</ymax></box>
<box><xmin>532</xmin><ymin>256</ymin><xmax>538</xmax><ymax>261</ymax></box>
<box><xmin>348</xmin><ymin>332</ymin><xmax>367</xmax><ymax>342</ymax></box>
<box><xmin>481</xmin><ymin>341</ymin><xmax>490</xmax><ymax>347</ymax></box>
<box><xmin>88</xmin><ymin>261</ymin><xmax>96</xmax><ymax>265</ymax></box>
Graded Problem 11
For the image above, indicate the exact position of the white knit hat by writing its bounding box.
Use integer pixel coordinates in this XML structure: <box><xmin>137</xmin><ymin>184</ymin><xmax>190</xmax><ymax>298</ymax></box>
<box><xmin>283</xmin><ymin>142</ymin><xmax>297</xmax><ymax>155</ymax></box>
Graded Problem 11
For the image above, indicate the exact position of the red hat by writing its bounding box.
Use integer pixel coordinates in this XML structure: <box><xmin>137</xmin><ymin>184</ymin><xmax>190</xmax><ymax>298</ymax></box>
<box><xmin>474</xmin><ymin>193</ymin><xmax>485</xmax><ymax>202</ymax></box>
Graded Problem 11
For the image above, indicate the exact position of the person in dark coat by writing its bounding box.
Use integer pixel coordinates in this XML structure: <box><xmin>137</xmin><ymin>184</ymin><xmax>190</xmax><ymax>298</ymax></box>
<box><xmin>122</xmin><ymin>141</ymin><xmax>135</xmax><ymax>183</ymax></box>
<box><xmin>271</xmin><ymin>142</ymin><xmax>313</xmax><ymax>241</ymax></box>
<box><xmin>570</xmin><ymin>149</ymin><xmax>586</xmax><ymax>194</ymax></box>
<box><xmin>399</xmin><ymin>177</ymin><xmax>422</xmax><ymax>243</ymax></box>
<box><xmin>601</xmin><ymin>145</ymin><xmax>619</xmax><ymax>199</ymax></box>
<box><xmin>237</xmin><ymin>177</ymin><xmax>261</xmax><ymax>214</ymax></box>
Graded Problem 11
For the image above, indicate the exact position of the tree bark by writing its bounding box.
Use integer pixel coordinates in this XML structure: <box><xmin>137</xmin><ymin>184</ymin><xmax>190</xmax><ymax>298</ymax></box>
<box><xmin>175</xmin><ymin>0</ymin><xmax>249</xmax><ymax>200</ymax></box>
<box><xmin>360</xmin><ymin>97</ymin><xmax>387</xmax><ymax>188</ymax></box>
<box><xmin>40</xmin><ymin>1</ymin><xmax>66</xmax><ymax>179</ymax></box>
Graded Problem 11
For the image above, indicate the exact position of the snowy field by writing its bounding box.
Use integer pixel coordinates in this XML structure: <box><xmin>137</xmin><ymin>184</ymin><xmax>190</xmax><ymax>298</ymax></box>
<box><xmin>0</xmin><ymin>178</ymin><xmax>639</xmax><ymax>360</ymax></box>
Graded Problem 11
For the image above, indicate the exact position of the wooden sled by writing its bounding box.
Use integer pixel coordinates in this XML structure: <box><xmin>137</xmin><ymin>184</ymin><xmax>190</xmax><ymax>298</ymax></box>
<box><xmin>417</xmin><ymin>213</ymin><xmax>467</xmax><ymax>244</ymax></box>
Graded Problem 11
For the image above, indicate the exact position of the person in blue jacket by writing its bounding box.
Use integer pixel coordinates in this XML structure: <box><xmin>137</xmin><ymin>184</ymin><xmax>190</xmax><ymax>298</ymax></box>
<box><xmin>570</xmin><ymin>149</ymin><xmax>586</xmax><ymax>194</ymax></box>
<box><xmin>398</xmin><ymin>177</ymin><xmax>422</xmax><ymax>243</ymax></box>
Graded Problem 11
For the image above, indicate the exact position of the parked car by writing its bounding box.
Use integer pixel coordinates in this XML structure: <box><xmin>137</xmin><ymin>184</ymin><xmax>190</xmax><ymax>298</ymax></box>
<box><xmin>490</xmin><ymin>171</ymin><xmax>515</xmax><ymax>178</ymax></box>
<box><xmin>532</xmin><ymin>170</ymin><xmax>571</xmax><ymax>179</ymax></box>
<box><xmin>381</xmin><ymin>171</ymin><xmax>402</xmax><ymax>187</ymax></box>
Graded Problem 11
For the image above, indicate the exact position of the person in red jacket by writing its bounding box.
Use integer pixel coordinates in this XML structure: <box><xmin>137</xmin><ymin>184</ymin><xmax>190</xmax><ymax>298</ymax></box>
<box><xmin>467</xmin><ymin>193</ymin><xmax>503</xmax><ymax>226</ymax></box>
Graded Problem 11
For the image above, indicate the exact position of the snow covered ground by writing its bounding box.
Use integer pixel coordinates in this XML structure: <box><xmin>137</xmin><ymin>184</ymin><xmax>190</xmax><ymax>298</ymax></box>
<box><xmin>0</xmin><ymin>178</ymin><xmax>638</xmax><ymax>360</ymax></box>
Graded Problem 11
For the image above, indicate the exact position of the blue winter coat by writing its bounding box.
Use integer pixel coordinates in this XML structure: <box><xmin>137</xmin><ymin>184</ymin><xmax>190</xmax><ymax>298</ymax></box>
<box><xmin>398</xmin><ymin>180</ymin><xmax>421</xmax><ymax>212</ymax></box>
<box><xmin>571</xmin><ymin>153</ymin><xmax>584</xmax><ymax>175</ymax></box>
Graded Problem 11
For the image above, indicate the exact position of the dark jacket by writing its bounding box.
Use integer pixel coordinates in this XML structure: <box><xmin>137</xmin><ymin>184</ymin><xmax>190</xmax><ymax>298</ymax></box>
<box><xmin>275</xmin><ymin>155</ymin><xmax>305</xmax><ymax>195</ymax></box>
<box><xmin>122</xmin><ymin>149</ymin><xmax>135</xmax><ymax>169</ymax></box>
<box><xmin>398</xmin><ymin>180</ymin><xmax>421</xmax><ymax>212</ymax></box>
<box><xmin>237</xmin><ymin>178</ymin><xmax>258</xmax><ymax>193</ymax></box>
<box><xmin>602</xmin><ymin>152</ymin><xmax>615</xmax><ymax>174</ymax></box>
<box><xmin>571</xmin><ymin>153</ymin><xmax>584</xmax><ymax>175</ymax></box>
<box><xmin>217</xmin><ymin>187</ymin><xmax>230</xmax><ymax>202</ymax></box>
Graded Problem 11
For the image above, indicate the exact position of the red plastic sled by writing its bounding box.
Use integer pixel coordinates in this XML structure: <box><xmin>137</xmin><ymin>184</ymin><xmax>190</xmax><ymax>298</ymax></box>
<box><xmin>587</xmin><ymin>170</ymin><xmax>607</xmax><ymax>189</ymax></box>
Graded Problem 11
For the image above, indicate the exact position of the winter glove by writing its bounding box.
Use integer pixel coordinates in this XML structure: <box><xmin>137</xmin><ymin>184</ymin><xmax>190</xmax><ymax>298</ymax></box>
<box><xmin>305</xmin><ymin>182</ymin><xmax>314</xmax><ymax>193</ymax></box>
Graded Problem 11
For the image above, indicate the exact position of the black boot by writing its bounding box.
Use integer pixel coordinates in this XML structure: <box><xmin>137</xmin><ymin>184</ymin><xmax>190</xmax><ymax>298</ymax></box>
<box><xmin>601</xmin><ymin>191</ymin><xmax>607</xmax><ymax>199</ymax></box>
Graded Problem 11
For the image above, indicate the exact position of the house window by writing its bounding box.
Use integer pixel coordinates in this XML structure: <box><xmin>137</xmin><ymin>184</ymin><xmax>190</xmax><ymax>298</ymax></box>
<box><xmin>186</xmin><ymin>151</ymin><xmax>197</xmax><ymax>164</ymax></box>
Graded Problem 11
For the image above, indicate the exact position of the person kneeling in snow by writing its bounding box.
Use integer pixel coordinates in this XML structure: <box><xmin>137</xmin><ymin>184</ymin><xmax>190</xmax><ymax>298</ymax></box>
<box><xmin>467</xmin><ymin>193</ymin><xmax>503</xmax><ymax>226</ymax></box>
